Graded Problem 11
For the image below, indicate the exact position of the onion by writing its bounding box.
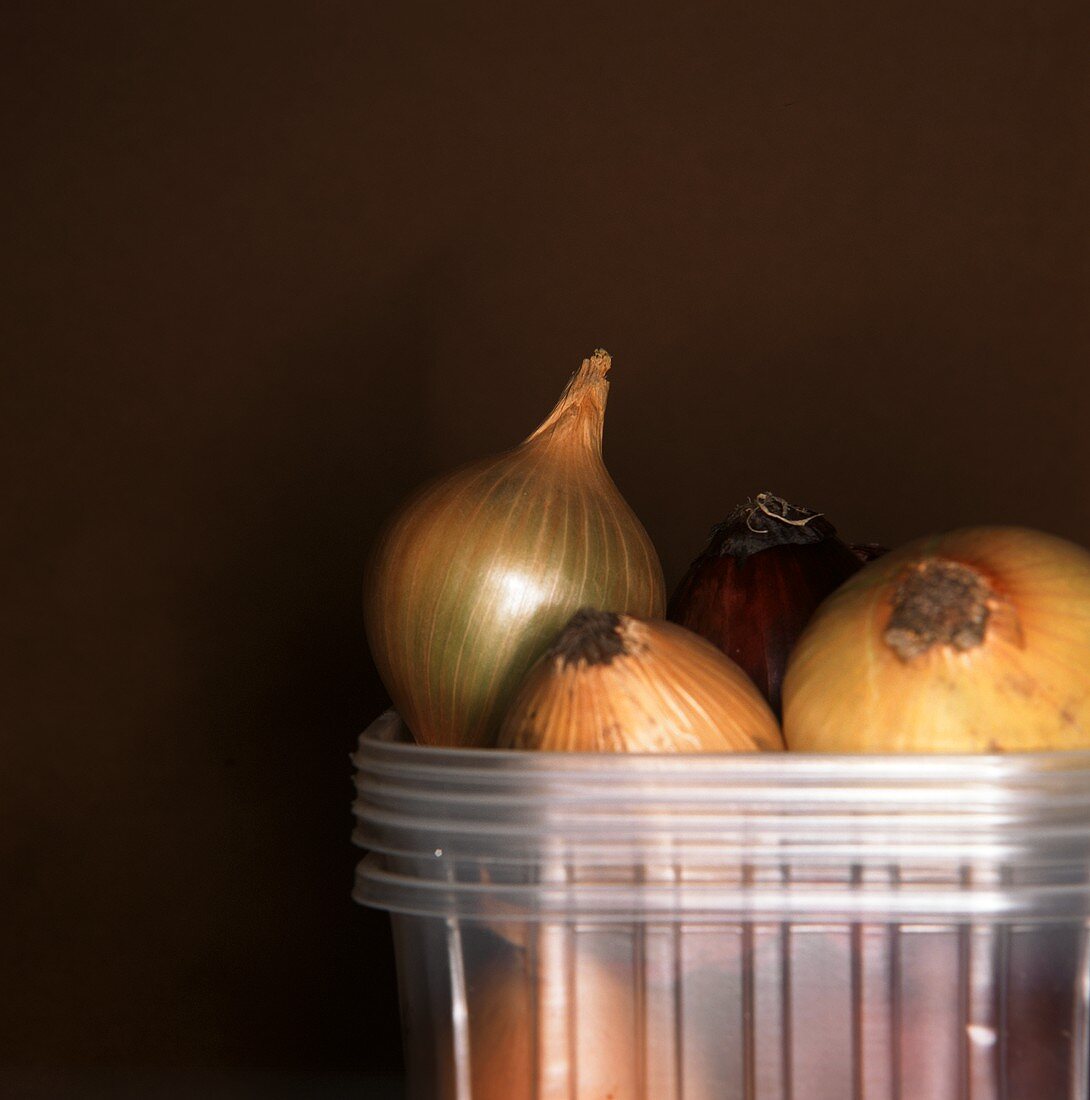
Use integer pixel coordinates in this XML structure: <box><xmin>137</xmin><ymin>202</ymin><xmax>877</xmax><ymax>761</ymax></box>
<box><xmin>667</xmin><ymin>492</ymin><xmax>862</xmax><ymax>717</ymax></box>
<box><xmin>782</xmin><ymin>526</ymin><xmax>1090</xmax><ymax>752</ymax></box>
<box><xmin>497</xmin><ymin>608</ymin><xmax>784</xmax><ymax>752</ymax></box>
<box><xmin>441</xmin><ymin>949</ymin><xmax>636</xmax><ymax>1100</ymax></box>
<box><xmin>364</xmin><ymin>350</ymin><xmax>665</xmax><ymax>748</ymax></box>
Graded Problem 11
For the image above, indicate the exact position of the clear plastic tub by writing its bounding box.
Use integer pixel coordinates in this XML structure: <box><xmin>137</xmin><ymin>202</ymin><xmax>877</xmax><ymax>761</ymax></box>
<box><xmin>352</xmin><ymin>710</ymin><xmax>1090</xmax><ymax>1099</ymax></box>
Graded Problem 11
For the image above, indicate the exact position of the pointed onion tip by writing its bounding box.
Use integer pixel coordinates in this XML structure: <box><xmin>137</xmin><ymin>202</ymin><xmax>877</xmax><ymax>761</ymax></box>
<box><xmin>583</xmin><ymin>348</ymin><xmax>611</xmax><ymax>379</ymax></box>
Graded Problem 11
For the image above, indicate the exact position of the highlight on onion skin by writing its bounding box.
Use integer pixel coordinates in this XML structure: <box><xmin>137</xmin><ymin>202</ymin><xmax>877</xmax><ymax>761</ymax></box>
<box><xmin>364</xmin><ymin>350</ymin><xmax>666</xmax><ymax>749</ymax></box>
<box><xmin>497</xmin><ymin>609</ymin><xmax>784</xmax><ymax>753</ymax></box>
<box><xmin>668</xmin><ymin>492</ymin><xmax>863</xmax><ymax>718</ymax></box>
<box><xmin>782</xmin><ymin>527</ymin><xmax>1090</xmax><ymax>753</ymax></box>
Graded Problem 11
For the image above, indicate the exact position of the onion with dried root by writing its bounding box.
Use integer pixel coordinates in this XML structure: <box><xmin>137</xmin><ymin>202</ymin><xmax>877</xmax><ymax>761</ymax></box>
<box><xmin>783</xmin><ymin>526</ymin><xmax>1090</xmax><ymax>752</ymax></box>
<box><xmin>498</xmin><ymin>608</ymin><xmax>784</xmax><ymax>753</ymax></box>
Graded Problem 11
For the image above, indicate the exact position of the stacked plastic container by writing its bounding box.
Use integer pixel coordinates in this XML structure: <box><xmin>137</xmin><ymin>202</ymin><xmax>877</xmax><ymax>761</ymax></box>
<box><xmin>352</xmin><ymin>710</ymin><xmax>1090</xmax><ymax>1099</ymax></box>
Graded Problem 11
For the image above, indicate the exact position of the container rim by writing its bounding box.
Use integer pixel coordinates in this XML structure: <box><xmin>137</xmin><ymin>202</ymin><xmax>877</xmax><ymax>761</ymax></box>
<box><xmin>352</xmin><ymin>852</ymin><xmax>1090</xmax><ymax>923</ymax></box>
<box><xmin>351</xmin><ymin>713</ymin><xmax>1090</xmax><ymax>922</ymax></box>
<box><xmin>355</xmin><ymin>710</ymin><xmax>1090</xmax><ymax>784</ymax></box>
<box><xmin>352</xmin><ymin>710</ymin><xmax>1090</xmax><ymax>851</ymax></box>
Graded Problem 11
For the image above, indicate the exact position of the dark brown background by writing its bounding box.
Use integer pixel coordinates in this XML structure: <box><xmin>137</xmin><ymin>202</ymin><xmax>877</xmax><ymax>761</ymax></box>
<box><xmin>4</xmin><ymin>0</ymin><xmax>1089</xmax><ymax>1080</ymax></box>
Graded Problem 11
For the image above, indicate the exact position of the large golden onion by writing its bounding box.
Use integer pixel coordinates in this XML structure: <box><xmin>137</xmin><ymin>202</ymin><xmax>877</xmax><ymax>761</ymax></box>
<box><xmin>364</xmin><ymin>351</ymin><xmax>665</xmax><ymax>747</ymax></box>
<box><xmin>783</xmin><ymin>526</ymin><xmax>1090</xmax><ymax>752</ymax></box>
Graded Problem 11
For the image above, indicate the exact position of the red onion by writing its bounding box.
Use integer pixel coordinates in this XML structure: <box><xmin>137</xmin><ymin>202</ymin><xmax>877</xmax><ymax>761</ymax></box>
<box><xmin>667</xmin><ymin>492</ymin><xmax>862</xmax><ymax>717</ymax></box>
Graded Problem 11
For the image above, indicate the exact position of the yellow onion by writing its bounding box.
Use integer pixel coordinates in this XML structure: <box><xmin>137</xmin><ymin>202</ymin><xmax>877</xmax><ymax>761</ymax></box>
<box><xmin>364</xmin><ymin>351</ymin><xmax>665</xmax><ymax>748</ymax></box>
<box><xmin>783</xmin><ymin>526</ymin><xmax>1090</xmax><ymax>752</ymax></box>
<box><xmin>497</xmin><ymin>609</ymin><xmax>784</xmax><ymax>752</ymax></box>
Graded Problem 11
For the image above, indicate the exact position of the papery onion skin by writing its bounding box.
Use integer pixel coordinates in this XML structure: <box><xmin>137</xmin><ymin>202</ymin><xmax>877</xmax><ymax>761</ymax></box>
<box><xmin>782</xmin><ymin>527</ymin><xmax>1090</xmax><ymax>753</ymax></box>
<box><xmin>668</xmin><ymin>493</ymin><xmax>862</xmax><ymax>717</ymax></box>
<box><xmin>497</xmin><ymin>609</ymin><xmax>784</xmax><ymax>753</ymax></box>
<box><xmin>364</xmin><ymin>351</ymin><xmax>665</xmax><ymax>748</ymax></box>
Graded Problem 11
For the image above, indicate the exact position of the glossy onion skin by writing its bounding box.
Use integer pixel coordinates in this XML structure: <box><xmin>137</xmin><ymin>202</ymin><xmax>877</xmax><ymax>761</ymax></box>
<box><xmin>783</xmin><ymin>527</ymin><xmax>1090</xmax><ymax>752</ymax></box>
<box><xmin>364</xmin><ymin>355</ymin><xmax>665</xmax><ymax>748</ymax></box>
<box><xmin>498</xmin><ymin>617</ymin><xmax>784</xmax><ymax>753</ymax></box>
<box><xmin>669</xmin><ymin>539</ymin><xmax>861</xmax><ymax>717</ymax></box>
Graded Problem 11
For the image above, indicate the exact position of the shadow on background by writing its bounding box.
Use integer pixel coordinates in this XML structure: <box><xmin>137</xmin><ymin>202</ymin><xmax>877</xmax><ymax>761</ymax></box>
<box><xmin>172</xmin><ymin>265</ymin><xmax>450</xmax><ymax>1066</ymax></box>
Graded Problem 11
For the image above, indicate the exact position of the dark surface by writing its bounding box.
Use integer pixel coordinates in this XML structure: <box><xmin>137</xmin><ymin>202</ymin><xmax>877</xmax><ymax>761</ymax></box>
<box><xmin>4</xmin><ymin>0</ymin><xmax>1089</xmax><ymax>1078</ymax></box>
<box><xmin>0</xmin><ymin>1072</ymin><xmax>403</xmax><ymax>1099</ymax></box>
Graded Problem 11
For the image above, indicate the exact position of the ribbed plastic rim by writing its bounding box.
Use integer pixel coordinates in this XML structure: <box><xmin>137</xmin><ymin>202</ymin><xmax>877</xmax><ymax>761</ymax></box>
<box><xmin>351</xmin><ymin>711</ymin><xmax>1090</xmax><ymax>922</ymax></box>
<box><xmin>354</xmin><ymin>711</ymin><xmax>1090</xmax><ymax>788</ymax></box>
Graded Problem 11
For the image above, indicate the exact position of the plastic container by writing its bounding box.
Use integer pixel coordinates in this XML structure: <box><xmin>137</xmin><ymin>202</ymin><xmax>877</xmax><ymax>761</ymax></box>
<box><xmin>352</xmin><ymin>710</ymin><xmax>1090</xmax><ymax>1099</ymax></box>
